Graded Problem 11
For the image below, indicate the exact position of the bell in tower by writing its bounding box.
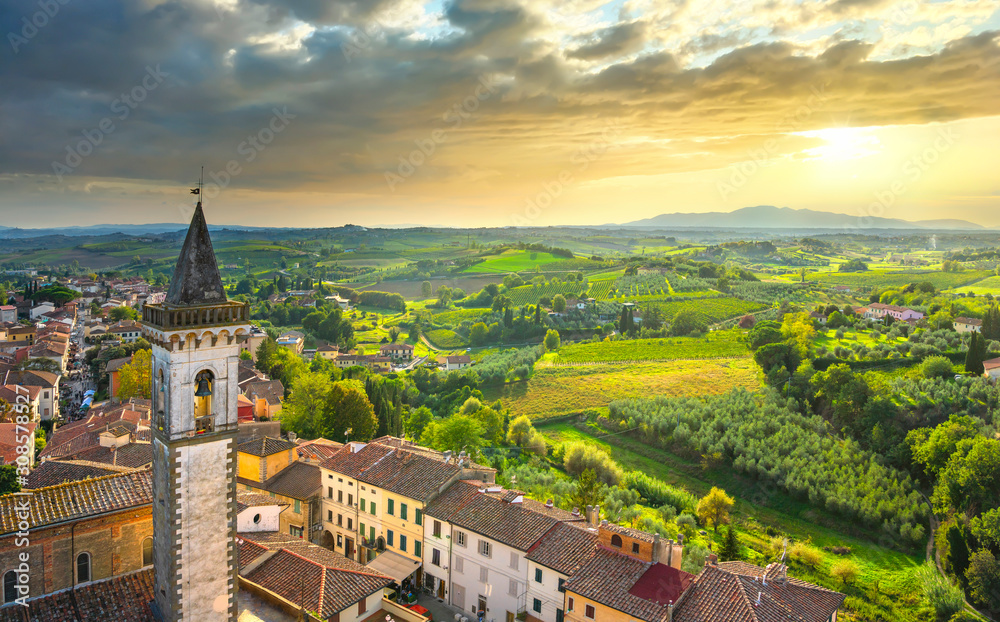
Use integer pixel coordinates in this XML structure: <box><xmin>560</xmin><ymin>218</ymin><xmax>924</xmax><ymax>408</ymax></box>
<box><xmin>141</xmin><ymin>195</ymin><xmax>249</xmax><ymax>622</ymax></box>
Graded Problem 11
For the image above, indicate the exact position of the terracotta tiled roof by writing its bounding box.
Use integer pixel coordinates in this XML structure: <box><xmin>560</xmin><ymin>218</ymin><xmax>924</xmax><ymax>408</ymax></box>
<box><xmin>24</xmin><ymin>459</ymin><xmax>124</xmax><ymax>489</ymax></box>
<box><xmin>105</xmin><ymin>356</ymin><xmax>132</xmax><ymax>373</ymax></box>
<box><xmin>237</xmin><ymin>492</ymin><xmax>289</xmax><ymax>513</ymax></box>
<box><xmin>237</xmin><ymin>534</ymin><xmax>392</xmax><ymax>618</ymax></box>
<box><xmin>0</xmin><ymin>423</ymin><xmax>35</xmax><ymax>464</ymax></box>
<box><xmin>444</xmin><ymin>355</ymin><xmax>471</xmax><ymax>364</ymax></box>
<box><xmin>526</xmin><ymin>521</ymin><xmax>599</xmax><ymax>575</ymax></box>
<box><xmin>0</xmin><ymin>568</ymin><xmax>156</xmax><ymax>622</ymax></box>
<box><xmin>0</xmin><ymin>383</ymin><xmax>40</xmax><ymax>403</ymax></box>
<box><xmin>245</xmin><ymin>380</ymin><xmax>285</xmax><ymax>405</ymax></box>
<box><xmin>74</xmin><ymin>442</ymin><xmax>153</xmax><ymax>469</ymax></box>
<box><xmin>321</xmin><ymin>443</ymin><xmax>461</xmax><ymax>502</ymax></box>
<box><xmin>564</xmin><ymin>548</ymin><xmax>691</xmax><ymax>621</ymax></box>
<box><xmin>1</xmin><ymin>369</ymin><xmax>59</xmax><ymax>388</ymax></box>
<box><xmin>238</xmin><ymin>436</ymin><xmax>297</xmax><ymax>457</ymax></box>
<box><xmin>955</xmin><ymin>317</ymin><xmax>982</xmax><ymax>325</ymax></box>
<box><xmin>0</xmin><ymin>470</ymin><xmax>152</xmax><ymax>535</ymax></box>
<box><xmin>240</xmin><ymin>461</ymin><xmax>321</xmax><ymax>500</ymax></box>
<box><xmin>673</xmin><ymin>562</ymin><xmax>845</xmax><ymax>622</ymax></box>
<box><xmin>425</xmin><ymin>482</ymin><xmax>561</xmax><ymax>551</ymax></box>
<box><xmin>296</xmin><ymin>438</ymin><xmax>343</xmax><ymax>462</ymax></box>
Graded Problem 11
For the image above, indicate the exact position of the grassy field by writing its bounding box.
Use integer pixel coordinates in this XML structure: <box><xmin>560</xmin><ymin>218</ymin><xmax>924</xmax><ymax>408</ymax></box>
<box><xmin>652</xmin><ymin>297</ymin><xmax>767</xmax><ymax>323</ymax></box>
<box><xmin>809</xmin><ymin>270</ymin><xmax>991</xmax><ymax>291</ymax></box>
<box><xmin>485</xmin><ymin>358</ymin><xmax>759</xmax><ymax>419</ymax></box>
<box><xmin>538</xmin><ymin>422</ymin><xmax>934</xmax><ymax>622</ymax></box>
<box><xmin>953</xmin><ymin>275</ymin><xmax>1000</xmax><ymax>294</ymax></box>
<box><xmin>463</xmin><ymin>250</ymin><xmax>576</xmax><ymax>274</ymax></box>
<box><xmin>424</xmin><ymin>328</ymin><xmax>468</xmax><ymax>349</ymax></box>
<box><xmin>815</xmin><ymin>327</ymin><xmax>907</xmax><ymax>349</ymax></box>
<box><xmin>542</xmin><ymin>331</ymin><xmax>747</xmax><ymax>363</ymax></box>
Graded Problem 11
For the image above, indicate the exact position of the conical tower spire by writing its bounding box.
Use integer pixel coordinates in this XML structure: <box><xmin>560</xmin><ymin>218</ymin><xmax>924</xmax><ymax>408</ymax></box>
<box><xmin>164</xmin><ymin>202</ymin><xmax>227</xmax><ymax>306</ymax></box>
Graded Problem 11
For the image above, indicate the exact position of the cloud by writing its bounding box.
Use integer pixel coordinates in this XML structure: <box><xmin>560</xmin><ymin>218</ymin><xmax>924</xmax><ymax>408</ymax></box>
<box><xmin>567</xmin><ymin>20</ymin><xmax>648</xmax><ymax>60</ymax></box>
<box><xmin>0</xmin><ymin>0</ymin><xmax>998</xmax><ymax>224</ymax></box>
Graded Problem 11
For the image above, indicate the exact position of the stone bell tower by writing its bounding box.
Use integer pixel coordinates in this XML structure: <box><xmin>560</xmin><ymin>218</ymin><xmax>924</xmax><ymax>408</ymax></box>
<box><xmin>141</xmin><ymin>202</ymin><xmax>249</xmax><ymax>622</ymax></box>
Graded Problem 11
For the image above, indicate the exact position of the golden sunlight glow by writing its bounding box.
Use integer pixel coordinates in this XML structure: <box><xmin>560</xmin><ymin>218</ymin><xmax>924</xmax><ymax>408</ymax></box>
<box><xmin>795</xmin><ymin>127</ymin><xmax>883</xmax><ymax>162</ymax></box>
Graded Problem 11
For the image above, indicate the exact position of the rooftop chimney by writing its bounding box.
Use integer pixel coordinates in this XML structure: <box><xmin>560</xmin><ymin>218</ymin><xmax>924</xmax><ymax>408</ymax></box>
<box><xmin>571</xmin><ymin>507</ymin><xmax>580</xmax><ymax>517</ymax></box>
<box><xmin>708</xmin><ymin>553</ymin><xmax>718</xmax><ymax>566</ymax></box>
<box><xmin>545</xmin><ymin>499</ymin><xmax>554</xmax><ymax>508</ymax></box>
<box><xmin>443</xmin><ymin>450</ymin><xmax>453</xmax><ymax>464</ymax></box>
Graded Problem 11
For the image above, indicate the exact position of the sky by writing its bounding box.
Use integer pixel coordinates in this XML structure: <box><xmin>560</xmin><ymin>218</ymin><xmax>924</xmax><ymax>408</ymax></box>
<box><xmin>0</xmin><ymin>0</ymin><xmax>998</xmax><ymax>229</ymax></box>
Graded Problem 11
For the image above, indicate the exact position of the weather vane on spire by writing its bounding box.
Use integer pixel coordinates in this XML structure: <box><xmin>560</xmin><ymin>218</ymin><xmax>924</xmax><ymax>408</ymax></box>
<box><xmin>189</xmin><ymin>166</ymin><xmax>204</xmax><ymax>207</ymax></box>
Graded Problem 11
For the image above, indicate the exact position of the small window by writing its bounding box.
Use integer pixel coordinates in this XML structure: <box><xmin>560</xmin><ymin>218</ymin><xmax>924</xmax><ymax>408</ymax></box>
<box><xmin>558</xmin><ymin>578</ymin><xmax>566</xmax><ymax>593</ymax></box>
<box><xmin>347</xmin><ymin>518</ymin><xmax>353</xmax><ymax>530</ymax></box>
<box><xmin>414</xmin><ymin>541</ymin><xmax>422</xmax><ymax>558</ymax></box>
<box><xmin>337</xmin><ymin>534</ymin><xmax>344</xmax><ymax>547</ymax></box>
<box><xmin>370</xmin><ymin>501</ymin><xmax>376</xmax><ymax>514</ymax></box>
<box><xmin>290</xmin><ymin>525</ymin><xmax>304</xmax><ymax>538</ymax></box>
<box><xmin>415</xmin><ymin>508</ymin><xmax>423</xmax><ymax>526</ymax></box>
<box><xmin>294</xmin><ymin>499</ymin><xmax>301</xmax><ymax>514</ymax></box>
<box><xmin>327</xmin><ymin>510</ymin><xmax>333</xmax><ymax>522</ymax></box>
<box><xmin>76</xmin><ymin>552</ymin><xmax>91</xmax><ymax>583</ymax></box>
<box><xmin>4</xmin><ymin>570</ymin><xmax>17</xmax><ymax>603</ymax></box>
<box><xmin>387</xmin><ymin>530</ymin><xmax>394</xmax><ymax>547</ymax></box>
<box><xmin>142</xmin><ymin>537</ymin><xmax>153</xmax><ymax>566</ymax></box>
<box><xmin>456</xmin><ymin>530</ymin><xmax>466</xmax><ymax>547</ymax></box>
<box><xmin>568</xmin><ymin>597</ymin><xmax>574</xmax><ymax>612</ymax></box>
<box><xmin>610</xmin><ymin>534</ymin><xmax>623</xmax><ymax>548</ymax></box>
<box><xmin>632</xmin><ymin>542</ymin><xmax>640</xmax><ymax>554</ymax></box>
<box><xmin>327</xmin><ymin>486</ymin><xmax>333</xmax><ymax>498</ymax></box>
<box><xmin>478</xmin><ymin>540</ymin><xmax>491</xmax><ymax>558</ymax></box>
<box><xmin>387</xmin><ymin>499</ymin><xmax>395</xmax><ymax>515</ymax></box>
<box><xmin>337</xmin><ymin>514</ymin><xmax>343</xmax><ymax>526</ymax></box>
<box><xmin>348</xmin><ymin>494</ymin><xmax>353</xmax><ymax>506</ymax></box>
<box><xmin>401</xmin><ymin>503</ymin><xmax>408</xmax><ymax>521</ymax></box>
<box><xmin>585</xmin><ymin>604</ymin><xmax>595</xmax><ymax>619</ymax></box>
<box><xmin>433</xmin><ymin>520</ymin><xmax>442</xmax><ymax>538</ymax></box>
<box><xmin>338</xmin><ymin>490</ymin><xmax>343</xmax><ymax>503</ymax></box>
<box><xmin>400</xmin><ymin>535</ymin><xmax>407</xmax><ymax>553</ymax></box>
<box><xmin>534</xmin><ymin>568</ymin><xmax>543</xmax><ymax>583</ymax></box>
<box><xmin>533</xmin><ymin>599</ymin><xmax>542</xmax><ymax>613</ymax></box>
<box><xmin>360</xmin><ymin>523</ymin><xmax>366</xmax><ymax>540</ymax></box>
<box><xmin>358</xmin><ymin>596</ymin><xmax>367</xmax><ymax>615</ymax></box>
<box><xmin>432</xmin><ymin>549</ymin><xmax>441</xmax><ymax>566</ymax></box>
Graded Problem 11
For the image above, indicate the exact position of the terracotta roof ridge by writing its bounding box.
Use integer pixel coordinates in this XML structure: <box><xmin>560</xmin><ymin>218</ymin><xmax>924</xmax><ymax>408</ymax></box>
<box><xmin>25</xmin><ymin>469</ymin><xmax>145</xmax><ymax>492</ymax></box>
<box><xmin>317</xmin><ymin>557</ymin><xmax>328</xmax><ymax>614</ymax></box>
<box><xmin>730</xmin><ymin>568</ymin><xmax>764</xmax><ymax>622</ymax></box>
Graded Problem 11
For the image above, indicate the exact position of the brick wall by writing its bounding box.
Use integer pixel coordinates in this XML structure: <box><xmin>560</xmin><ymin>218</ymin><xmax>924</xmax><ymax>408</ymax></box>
<box><xmin>0</xmin><ymin>506</ymin><xmax>152</xmax><ymax>599</ymax></box>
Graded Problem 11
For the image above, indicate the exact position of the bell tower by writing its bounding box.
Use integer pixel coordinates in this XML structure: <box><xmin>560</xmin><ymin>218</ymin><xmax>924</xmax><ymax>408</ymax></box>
<box><xmin>142</xmin><ymin>201</ymin><xmax>249</xmax><ymax>622</ymax></box>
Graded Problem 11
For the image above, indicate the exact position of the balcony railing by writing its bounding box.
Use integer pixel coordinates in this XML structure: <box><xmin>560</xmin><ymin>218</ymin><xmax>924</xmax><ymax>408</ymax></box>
<box><xmin>142</xmin><ymin>301</ymin><xmax>249</xmax><ymax>330</ymax></box>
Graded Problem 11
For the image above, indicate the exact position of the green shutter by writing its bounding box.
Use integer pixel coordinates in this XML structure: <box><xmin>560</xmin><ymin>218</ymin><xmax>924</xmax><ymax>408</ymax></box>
<box><xmin>360</xmin><ymin>522</ymin><xmax>365</xmax><ymax>539</ymax></box>
<box><xmin>415</xmin><ymin>508</ymin><xmax>422</xmax><ymax>525</ymax></box>
<box><xmin>415</xmin><ymin>541</ymin><xmax>421</xmax><ymax>557</ymax></box>
<box><xmin>401</xmin><ymin>503</ymin><xmax>408</xmax><ymax>520</ymax></box>
<box><xmin>388</xmin><ymin>499</ymin><xmax>394</xmax><ymax>515</ymax></box>
<box><xmin>370</xmin><ymin>501</ymin><xmax>376</xmax><ymax>514</ymax></box>
<box><xmin>294</xmin><ymin>499</ymin><xmax>301</xmax><ymax>513</ymax></box>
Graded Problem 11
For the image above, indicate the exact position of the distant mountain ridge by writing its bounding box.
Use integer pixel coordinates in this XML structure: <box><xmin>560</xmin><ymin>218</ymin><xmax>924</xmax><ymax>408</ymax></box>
<box><xmin>613</xmin><ymin>206</ymin><xmax>985</xmax><ymax>230</ymax></box>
